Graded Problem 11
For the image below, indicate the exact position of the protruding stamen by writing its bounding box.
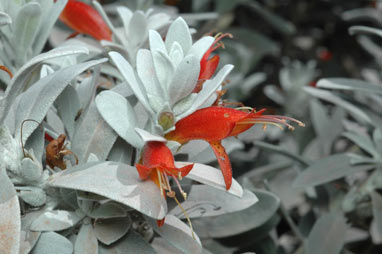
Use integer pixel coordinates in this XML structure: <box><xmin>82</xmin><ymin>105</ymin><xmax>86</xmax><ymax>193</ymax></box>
<box><xmin>157</xmin><ymin>169</ymin><xmax>164</xmax><ymax>197</ymax></box>
<box><xmin>167</xmin><ymin>191</ymin><xmax>176</xmax><ymax>198</ymax></box>
<box><xmin>263</xmin><ymin>115</ymin><xmax>305</xmax><ymax>127</ymax></box>
<box><xmin>162</xmin><ymin>172</ymin><xmax>173</xmax><ymax>194</ymax></box>
<box><xmin>173</xmin><ymin>176</ymin><xmax>188</xmax><ymax>201</ymax></box>
<box><xmin>172</xmin><ymin>195</ymin><xmax>196</xmax><ymax>240</ymax></box>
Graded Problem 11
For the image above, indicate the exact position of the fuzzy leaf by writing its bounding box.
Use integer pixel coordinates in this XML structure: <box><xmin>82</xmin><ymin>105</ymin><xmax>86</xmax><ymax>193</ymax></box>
<box><xmin>176</xmin><ymin>162</ymin><xmax>243</xmax><ymax>197</ymax></box>
<box><xmin>168</xmin><ymin>55</ymin><xmax>200</xmax><ymax>106</ymax></box>
<box><xmin>178</xmin><ymin>64</ymin><xmax>234</xmax><ymax>119</ymax></box>
<box><xmin>94</xmin><ymin>216</ymin><xmax>131</xmax><ymax>245</ymax></box>
<box><xmin>107</xmin><ymin>138</ymin><xmax>134</xmax><ymax>165</ymax></box>
<box><xmin>0</xmin><ymin>126</ymin><xmax>21</xmax><ymax>175</ymax></box>
<box><xmin>14</xmin><ymin>58</ymin><xmax>107</xmax><ymax>145</ymax></box>
<box><xmin>136</xmin><ymin>49</ymin><xmax>166</xmax><ymax>110</ymax></box>
<box><xmin>30</xmin><ymin>210</ymin><xmax>83</xmax><ymax>231</ymax></box>
<box><xmin>149</xmin><ymin>30</ymin><xmax>167</xmax><ymax>53</ymax></box>
<box><xmin>74</xmin><ymin>222</ymin><xmax>98</xmax><ymax>254</ymax></box>
<box><xmin>317</xmin><ymin>78</ymin><xmax>382</xmax><ymax>94</ymax></box>
<box><xmin>188</xmin><ymin>36</ymin><xmax>214</xmax><ymax>61</ymax></box>
<box><xmin>128</xmin><ymin>11</ymin><xmax>147</xmax><ymax>47</ymax></box>
<box><xmin>95</xmin><ymin>90</ymin><xmax>143</xmax><ymax>148</ymax></box>
<box><xmin>88</xmin><ymin>202</ymin><xmax>127</xmax><ymax>219</ymax></box>
<box><xmin>165</xmin><ymin>17</ymin><xmax>192</xmax><ymax>55</ymax></box>
<box><xmin>135</xmin><ymin>128</ymin><xmax>167</xmax><ymax>143</ymax></box>
<box><xmin>24</xmin><ymin>125</ymin><xmax>44</xmax><ymax>163</ymax></box>
<box><xmin>293</xmin><ymin>154</ymin><xmax>375</xmax><ymax>188</ymax></box>
<box><xmin>12</xmin><ymin>2</ymin><xmax>41</xmax><ymax>65</ymax></box>
<box><xmin>191</xmin><ymin>189</ymin><xmax>280</xmax><ymax>238</ymax></box>
<box><xmin>149</xmin><ymin>215</ymin><xmax>202</xmax><ymax>253</ymax></box>
<box><xmin>0</xmin><ymin>11</ymin><xmax>12</xmax><ymax>26</ymax></box>
<box><xmin>307</xmin><ymin>213</ymin><xmax>347</xmax><ymax>254</ymax></box>
<box><xmin>72</xmin><ymin>101</ymin><xmax>118</xmax><ymax>163</ymax></box>
<box><xmin>57</xmin><ymin>85</ymin><xmax>81</xmax><ymax>139</ymax></box>
<box><xmin>109</xmin><ymin>51</ymin><xmax>153</xmax><ymax>114</ymax></box>
<box><xmin>170</xmin><ymin>186</ymin><xmax>258</xmax><ymax>218</ymax></box>
<box><xmin>98</xmin><ymin>231</ymin><xmax>155</xmax><ymax>254</ymax></box>
<box><xmin>0</xmin><ymin>45</ymin><xmax>88</xmax><ymax>124</ymax></box>
<box><xmin>33</xmin><ymin>0</ymin><xmax>68</xmax><ymax>55</ymax></box>
<box><xmin>47</xmin><ymin>162</ymin><xmax>167</xmax><ymax>220</ymax></box>
<box><xmin>0</xmin><ymin>171</ymin><xmax>20</xmax><ymax>254</ymax></box>
<box><xmin>31</xmin><ymin>232</ymin><xmax>72</xmax><ymax>254</ymax></box>
<box><xmin>19</xmin><ymin>187</ymin><xmax>46</xmax><ymax>207</ymax></box>
<box><xmin>304</xmin><ymin>87</ymin><xmax>372</xmax><ymax>125</ymax></box>
<box><xmin>343</xmin><ymin>132</ymin><xmax>380</xmax><ymax>158</ymax></box>
<box><xmin>371</xmin><ymin>191</ymin><xmax>382</xmax><ymax>244</ymax></box>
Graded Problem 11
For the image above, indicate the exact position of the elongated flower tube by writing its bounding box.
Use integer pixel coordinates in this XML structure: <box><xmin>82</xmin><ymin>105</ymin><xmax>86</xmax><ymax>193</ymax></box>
<box><xmin>136</xmin><ymin>141</ymin><xmax>194</xmax><ymax>226</ymax></box>
<box><xmin>59</xmin><ymin>0</ymin><xmax>112</xmax><ymax>41</ymax></box>
<box><xmin>166</xmin><ymin>106</ymin><xmax>305</xmax><ymax>190</ymax></box>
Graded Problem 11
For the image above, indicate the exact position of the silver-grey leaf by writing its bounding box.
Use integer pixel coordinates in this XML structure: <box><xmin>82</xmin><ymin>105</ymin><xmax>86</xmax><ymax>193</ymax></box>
<box><xmin>95</xmin><ymin>90</ymin><xmax>143</xmax><ymax>148</ymax></box>
<box><xmin>170</xmin><ymin>187</ymin><xmax>258</xmax><ymax>218</ymax></box>
<box><xmin>307</xmin><ymin>213</ymin><xmax>347</xmax><ymax>254</ymax></box>
<box><xmin>0</xmin><ymin>11</ymin><xmax>12</xmax><ymax>26</ymax></box>
<box><xmin>72</xmin><ymin>101</ymin><xmax>118</xmax><ymax>163</ymax></box>
<box><xmin>12</xmin><ymin>2</ymin><xmax>42</xmax><ymax>66</ymax></box>
<box><xmin>293</xmin><ymin>154</ymin><xmax>375</xmax><ymax>188</ymax></box>
<box><xmin>31</xmin><ymin>232</ymin><xmax>73</xmax><ymax>254</ymax></box>
<box><xmin>192</xmin><ymin>189</ymin><xmax>280</xmax><ymax>238</ymax></box>
<box><xmin>98</xmin><ymin>231</ymin><xmax>155</xmax><ymax>254</ymax></box>
<box><xmin>94</xmin><ymin>216</ymin><xmax>131</xmax><ymax>245</ymax></box>
<box><xmin>47</xmin><ymin>162</ymin><xmax>167</xmax><ymax>219</ymax></box>
<box><xmin>30</xmin><ymin>210</ymin><xmax>83</xmax><ymax>231</ymax></box>
<box><xmin>57</xmin><ymin>85</ymin><xmax>81</xmax><ymax>139</ymax></box>
<box><xmin>74</xmin><ymin>222</ymin><xmax>98</xmax><ymax>254</ymax></box>
<box><xmin>14</xmin><ymin>58</ymin><xmax>107</xmax><ymax>145</ymax></box>
<box><xmin>0</xmin><ymin>46</ymin><xmax>89</xmax><ymax>124</ymax></box>
<box><xmin>88</xmin><ymin>202</ymin><xmax>127</xmax><ymax>219</ymax></box>
<box><xmin>317</xmin><ymin>78</ymin><xmax>382</xmax><ymax>94</ymax></box>
<box><xmin>0</xmin><ymin>171</ymin><xmax>20</xmax><ymax>254</ymax></box>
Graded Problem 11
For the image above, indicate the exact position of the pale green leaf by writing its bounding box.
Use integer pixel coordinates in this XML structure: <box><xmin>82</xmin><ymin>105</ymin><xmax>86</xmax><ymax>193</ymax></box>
<box><xmin>47</xmin><ymin>162</ymin><xmax>167</xmax><ymax>219</ymax></box>
<box><xmin>74</xmin><ymin>222</ymin><xmax>98</xmax><ymax>254</ymax></box>
<box><xmin>317</xmin><ymin>78</ymin><xmax>382</xmax><ymax>94</ymax></box>
<box><xmin>293</xmin><ymin>154</ymin><xmax>375</xmax><ymax>188</ymax></box>
<box><xmin>94</xmin><ymin>216</ymin><xmax>131</xmax><ymax>245</ymax></box>
<box><xmin>192</xmin><ymin>189</ymin><xmax>280</xmax><ymax>238</ymax></box>
<box><xmin>31</xmin><ymin>232</ymin><xmax>72</xmax><ymax>254</ymax></box>
<box><xmin>307</xmin><ymin>213</ymin><xmax>347</xmax><ymax>254</ymax></box>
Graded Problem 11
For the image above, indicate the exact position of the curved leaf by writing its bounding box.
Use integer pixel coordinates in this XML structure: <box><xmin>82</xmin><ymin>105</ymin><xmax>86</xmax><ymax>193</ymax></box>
<box><xmin>0</xmin><ymin>46</ymin><xmax>89</xmax><ymax>124</ymax></box>
<box><xmin>317</xmin><ymin>78</ymin><xmax>382</xmax><ymax>95</ymax></box>
<box><xmin>170</xmin><ymin>187</ymin><xmax>258</xmax><ymax>218</ymax></box>
<box><xmin>72</xmin><ymin>101</ymin><xmax>118</xmax><ymax>163</ymax></box>
<box><xmin>75</xmin><ymin>222</ymin><xmax>98</xmax><ymax>254</ymax></box>
<box><xmin>14</xmin><ymin>58</ymin><xmax>107</xmax><ymax>145</ymax></box>
<box><xmin>192</xmin><ymin>189</ymin><xmax>280</xmax><ymax>238</ymax></box>
<box><xmin>31</xmin><ymin>232</ymin><xmax>72</xmax><ymax>254</ymax></box>
<box><xmin>149</xmin><ymin>215</ymin><xmax>202</xmax><ymax>253</ymax></box>
<box><xmin>94</xmin><ymin>216</ymin><xmax>131</xmax><ymax>245</ymax></box>
<box><xmin>47</xmin><ymin>162</ymin><xmax>167</xmax><ymax>219</ymax></box>
<box><xmin>293</xmin><ymin>154</ymin><xmax>375</xmax><ymax>188</ymax></box>
<box><xmin>95</xmin><ymin>90</ymin><xmax>143</xmax><ymax>148</ymax></box>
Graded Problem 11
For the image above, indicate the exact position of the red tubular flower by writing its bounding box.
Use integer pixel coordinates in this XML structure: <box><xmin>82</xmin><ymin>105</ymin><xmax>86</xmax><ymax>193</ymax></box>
<box><xmin>136</xmin><ymin>141</ymin><xmax>194</xmax><ymax>226</ymax></box>
<box><xmin>193</xmin><ymin>33</ymin><xmax>233</xmax><ymax>93</ymax></box>
<box><xmin>165</xmin><ymin>106</ymin><xmax>304</xmax><ymax>190</ymax></box>
<box><xmin>59</xmin><ymin>0</ymin><xmax>112</xmax><ymax>41</ymax></box>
